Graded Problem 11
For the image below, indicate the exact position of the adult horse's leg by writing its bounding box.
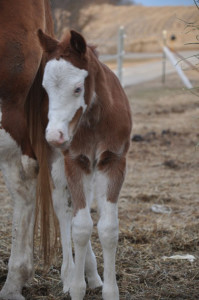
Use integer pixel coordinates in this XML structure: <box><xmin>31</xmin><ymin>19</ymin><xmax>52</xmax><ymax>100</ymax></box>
<box><xmin>0</xmin><ymin>124</ymin><xmax>38</xmax><ymax>300</ymax></box>
<box><xmin>96</xmin><ymin>153</ymin><xmax>127</xmax><ymax>300</ymax></box>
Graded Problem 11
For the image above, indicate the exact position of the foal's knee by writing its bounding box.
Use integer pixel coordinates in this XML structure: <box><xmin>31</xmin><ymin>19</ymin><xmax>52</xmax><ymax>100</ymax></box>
<box><xmin>98</xmin><ymin>220</ymin><xmax>119</xmax><ymax>249</ymax></box>
<box><xmin>72</xmin><ymin>208</ymin><xmax>93</xmax><ymax>247</ymax></box>
<box><xmin>9</xmin><ymin>258</ymin><xmax>34</xmax><ymax>284</ymax></box>
<box><xmin>98</xmin><ymin>203</ymin><xmax>119</xmax><ymax>249</ymax></box>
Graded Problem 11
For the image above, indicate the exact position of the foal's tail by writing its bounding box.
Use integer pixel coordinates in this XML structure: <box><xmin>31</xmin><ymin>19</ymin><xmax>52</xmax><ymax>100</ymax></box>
<box><xmin>25</xmin><ymin>59</ymin><xmax>59</xmax><ymax>265</ymax></box>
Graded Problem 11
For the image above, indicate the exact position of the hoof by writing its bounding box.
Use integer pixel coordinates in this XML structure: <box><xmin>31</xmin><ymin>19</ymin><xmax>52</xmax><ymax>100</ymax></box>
<box><xmin>102</xmin><ymin>285</ymin><xmax>119</xmax><ymax>300</ymax></box>
<box><xmin>70</xmin><ymin>280</ymin><xmax>86</xmax><ymax>300</ymax></box>
<box><xmin>63</xmin><ymin>283</ymin><xmax>70</xmax><ymax>294</ymax></box>
<box><xmin>87</xmin><ymin>274</ymin><xmax>103</xmax><ymax>289</ymax></box>
<box><xmin>61</xmin><ymin>268</ymin><xmax>74</xmax><ymax>293</ymax></box>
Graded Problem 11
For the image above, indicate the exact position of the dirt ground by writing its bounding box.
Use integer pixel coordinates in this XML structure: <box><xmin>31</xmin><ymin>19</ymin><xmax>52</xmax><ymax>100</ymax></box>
<box><xmin>0</xmin><ymin>69</ymin><xmax>199</xmax><ymax>299</ymax></box>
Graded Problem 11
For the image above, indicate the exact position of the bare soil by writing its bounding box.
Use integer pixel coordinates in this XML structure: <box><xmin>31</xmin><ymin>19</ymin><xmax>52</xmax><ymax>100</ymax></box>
<box><xmin>0</xmin><ymin>69</ymin><xmax>199</xmax><ymax>299</ymax></box>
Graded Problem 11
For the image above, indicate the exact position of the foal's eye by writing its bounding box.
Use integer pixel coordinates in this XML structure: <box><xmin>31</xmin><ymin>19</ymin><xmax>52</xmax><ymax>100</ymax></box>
<box><xmin>74</xmin><ymin>86</ymin><xmax>82</xmax><ymax>96</ymax></box>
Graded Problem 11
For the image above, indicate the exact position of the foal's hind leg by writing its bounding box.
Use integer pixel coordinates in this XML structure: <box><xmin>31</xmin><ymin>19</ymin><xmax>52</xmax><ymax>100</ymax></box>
<box><xmin>85</xmin><ymin>240</ymin><xmax>102</xmax><ymax>289</ymax></box>
<box><xmin>0</xmin><ymin>131</ymin><xmax>37</xmax><ymax>300</ymax></box>
<box><xmin>83</xmin><ymin>176</ymin><xmax>102</xmax><ymax>289</ymax></box>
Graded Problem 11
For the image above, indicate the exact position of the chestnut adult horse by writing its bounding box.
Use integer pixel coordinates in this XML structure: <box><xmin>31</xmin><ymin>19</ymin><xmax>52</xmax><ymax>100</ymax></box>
<box><xmin>38</xmin><ymin>29</ymin><xmax>132</xmax><ymax>300</ymax></box>
<box><xmin>0</xmin><ymin>1</ymin><xmax>54</xmax><ymax>299</ymax></box>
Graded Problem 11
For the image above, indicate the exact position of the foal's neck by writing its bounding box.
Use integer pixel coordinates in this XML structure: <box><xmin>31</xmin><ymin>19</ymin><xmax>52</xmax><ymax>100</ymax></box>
<box><xmin>87</xmin><ymin>48</ymin><xmax>114</xmax><ymax>112</ymax></box>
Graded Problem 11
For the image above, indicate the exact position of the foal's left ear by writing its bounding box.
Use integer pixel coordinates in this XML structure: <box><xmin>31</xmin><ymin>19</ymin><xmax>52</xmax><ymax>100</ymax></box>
<box><xmin>70</xmin><ymin>30</ymin><xmax>87</xmax><ymax>56</ymax></box>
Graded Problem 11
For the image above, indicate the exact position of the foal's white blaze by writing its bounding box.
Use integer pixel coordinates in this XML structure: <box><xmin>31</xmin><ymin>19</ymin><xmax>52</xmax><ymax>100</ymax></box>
<box><xmin>42</xmin><ymin>59</ymin><xmax>88</xmax><ymax>146</ymax></box>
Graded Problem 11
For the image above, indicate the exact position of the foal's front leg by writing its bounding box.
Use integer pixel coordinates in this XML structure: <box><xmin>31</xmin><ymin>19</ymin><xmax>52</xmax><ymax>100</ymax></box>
<box><xmin>50</xmin><ymin>149</ymin><xmax>74</xmax><ymax>293</ymax></box>
<box><xmin>71</xmin><ymin>206</ymin><xmax>93</xmax><ymax>300</ymax></box>
<box><xmin>96</xmin><ymin>153</ymin><xmax>127</xmax><ymax>300</ymax></box>
<box><xmin>64</xmin><ymin>155</ymin><xmax>93</xmax><ymax>300</ymax></box>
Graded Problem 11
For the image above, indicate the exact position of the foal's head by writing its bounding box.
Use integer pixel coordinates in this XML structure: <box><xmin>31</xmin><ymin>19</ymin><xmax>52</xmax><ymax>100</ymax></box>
<box><xmin>38</xmin><ymin>30</ymin><xmax>94</xmax><ymax>149</ymax></box>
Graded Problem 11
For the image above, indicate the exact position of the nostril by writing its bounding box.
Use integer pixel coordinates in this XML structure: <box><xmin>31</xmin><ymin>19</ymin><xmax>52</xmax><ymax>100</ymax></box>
<box><xmin>58</xmin><ymin>131</ymin><xmax>64</xmax><ymax>143</ymax></box>
<box><xmin>59</xmin><ymin>131</ymin><xmax>63</xmax><ymax>139</ymax></box>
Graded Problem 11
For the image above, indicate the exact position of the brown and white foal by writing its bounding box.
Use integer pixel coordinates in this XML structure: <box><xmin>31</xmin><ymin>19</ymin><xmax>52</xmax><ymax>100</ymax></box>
<box><xmin>38</xmin><ymin>30</ymin><xmax>132</xmax><ymax>300</ymax></box>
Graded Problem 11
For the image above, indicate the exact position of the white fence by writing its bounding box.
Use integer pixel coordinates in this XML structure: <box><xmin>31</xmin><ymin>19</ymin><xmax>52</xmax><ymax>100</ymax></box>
<box><xmin>98</xmin><ymin>27</ymin><xmax>196</xmax><ymax>89</ymax></box>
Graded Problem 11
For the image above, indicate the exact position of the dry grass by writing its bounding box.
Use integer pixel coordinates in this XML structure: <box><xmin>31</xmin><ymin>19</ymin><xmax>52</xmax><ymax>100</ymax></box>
<box><xmin>1</xmin><ymin>69</ymin><xmax>199</xmax><ymax>299</ymax></box>
<box><xmin>53</xmin><ymin>4</ymin><xmax>198</xmax><ymax>54</ymax></box>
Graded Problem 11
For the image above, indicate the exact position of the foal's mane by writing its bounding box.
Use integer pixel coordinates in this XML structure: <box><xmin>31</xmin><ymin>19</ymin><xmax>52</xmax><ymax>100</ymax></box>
<box><xmin>88</xmin><ymin>44</ymin><xmax>99</xmax><ymax>58</ymax></box>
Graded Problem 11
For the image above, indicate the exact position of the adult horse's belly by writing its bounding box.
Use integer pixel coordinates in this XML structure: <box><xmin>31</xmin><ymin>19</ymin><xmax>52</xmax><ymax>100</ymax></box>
<box><xmin>0</xmin><ymin>0</ymin><xmax>45</xmax><ymax>101</ymax></box>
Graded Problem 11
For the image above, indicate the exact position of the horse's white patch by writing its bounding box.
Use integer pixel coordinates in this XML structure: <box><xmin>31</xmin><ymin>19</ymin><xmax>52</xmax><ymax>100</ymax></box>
<box><xmin>0</xmin><ymin>128</ymin><xmax>20</xmax><ymax>163</ymax></box>
<box><xmin>0</xmin><ymin>131</ymin><xmax>37</xmax><ymax>299</ymax></box>
<box><xmin>50</xmin><ymin>149</ymin><xmax>74</xmax><ymax>293</ymax></box>
<box><xmin>95</xmin><ymin>171</ymin><xmax>108</xmax><ymax>213</ymax></box>
<box><xmin>0</xmin><ymin>105</ymin><xmax>2</xmax><ymax>127</ymax></box>
<box><xmin>51</xmin><ymin>149</ymin><xmax>68</xmax><ymax>188</ymax></box>
<box><xmin>95</xmin><ymin>171</ymin><xmax>119</xmax><ymax>245</ymax></box>
<box><xmin>83</xmin><ymin>173</ymin><xmax>94</xmax><ymax>209</ymax></box>
<box><xmin>95</xmin><ymin>171</ymin><xmax>119</xmax><ymax>300</ymax></box>
<box><xmin>85</xmin><ymin>241</ymin><xmax>103</xmax><ymax>289</ymax></box>
<box><xmin>21</xmin><ymin>155</ymin><xmax>38</xmax><ymax>179</ymax></box>
<box><xmin>72</xmin><ymin>206</ymin><xmax>93</xmax><ymax>246</ymax></box>
<box><xmin>42</xmin><ymin>59</ymin><xmax>88</xmax><ymax>146</ymax></box>
<box><xmin>97</xmin><ymin>200</ymin><xmax>118</xmax><ymax>248</ymax></box>
<box><xmin>71</xmin><ymin>206</ymin><xmax>93</xmax><ymax>299</ymax></box>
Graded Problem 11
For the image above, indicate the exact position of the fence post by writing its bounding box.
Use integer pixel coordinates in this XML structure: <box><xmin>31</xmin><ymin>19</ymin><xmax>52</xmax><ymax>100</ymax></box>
<box><xmin>163</xmin><ymin>46</ymin><xmax>193</xmax><ymax>89</ymax></box>
<box><xmin>117</xmin><ymin>26</ymin><xmax>125</xmax><ymax>84</ymax></box>
<box><xmin>162</xmin><ymin>30</ymin><xmax>167</xmax><ymax>84</ymax></box>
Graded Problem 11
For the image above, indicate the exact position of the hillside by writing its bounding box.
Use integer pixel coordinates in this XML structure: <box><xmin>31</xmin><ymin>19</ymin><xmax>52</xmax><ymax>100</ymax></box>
<box><xmin>52</xmin><ymin>4</ymin><xmax>198</xmax><ymax>53</ymax></box>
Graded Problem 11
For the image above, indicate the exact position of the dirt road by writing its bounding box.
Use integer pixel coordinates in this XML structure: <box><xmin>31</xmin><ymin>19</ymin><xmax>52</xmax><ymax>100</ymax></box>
<box><xmin>105</xmin><ymin>50</ymin><xmax>198</xmax><ymax>87</ymax></box>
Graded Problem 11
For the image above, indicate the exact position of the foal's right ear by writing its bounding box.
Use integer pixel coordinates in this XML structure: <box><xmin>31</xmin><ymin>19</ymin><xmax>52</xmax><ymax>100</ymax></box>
<box><xmin>37</xmin><ymin>29</ymin><xmax>59</xmax><ymax>53</ymax></box>
<box><xmin>70</xmin><ymin>30</ymin><xmax>87</xmax><ymax>56</ymax></box>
